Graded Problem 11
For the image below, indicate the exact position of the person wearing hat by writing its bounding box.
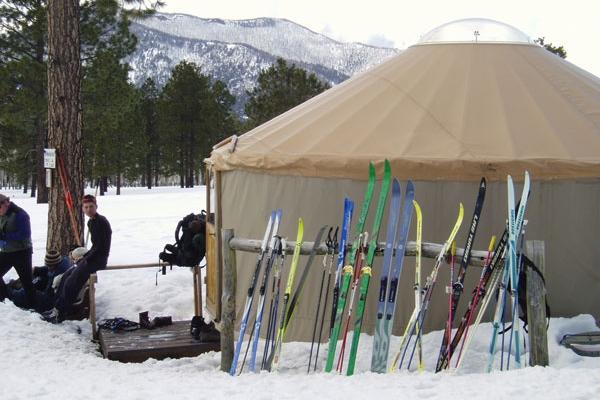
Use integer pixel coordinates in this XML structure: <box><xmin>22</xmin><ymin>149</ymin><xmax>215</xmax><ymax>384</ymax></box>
<box><xmin>8</xmin><ymin>248</ymin><xmax>72</xmax><ymax>312</ymax></box>
<box><xmin>0</xmin><ymin>193</ymin><xmax>35</xmax><ymax>307</ymax></box>
<box><xmin>33</xmin><ymin>249</ymin><xmax>72</xmax><ymax>290</ymax></box>
<box><xmin>43</xmin><ymin>195</ymin><xmax>111</xmax><ymax>323</ymax></box>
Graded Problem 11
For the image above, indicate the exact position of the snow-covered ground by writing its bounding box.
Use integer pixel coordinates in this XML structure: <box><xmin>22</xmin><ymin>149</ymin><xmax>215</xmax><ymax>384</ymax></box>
<box><xmin>1</xmin><ymin>186</ymin><xmax>599</xmax><ymax>399</ymax></box>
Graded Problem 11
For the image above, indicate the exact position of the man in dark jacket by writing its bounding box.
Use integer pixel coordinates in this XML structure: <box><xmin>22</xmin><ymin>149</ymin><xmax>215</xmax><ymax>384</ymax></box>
<box><xmin>43</xmin><ymin>194</ymin><xmax>112</xmax><ymax>323</ymax></box>
<box><xmin>0</xmin><ymin>194</ymin><xmax>35</xmax><ymax>307</ymax></box>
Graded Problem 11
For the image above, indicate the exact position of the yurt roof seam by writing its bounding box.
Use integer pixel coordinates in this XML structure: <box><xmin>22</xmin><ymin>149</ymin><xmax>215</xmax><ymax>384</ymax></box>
<box><xmin>517</xmin><ymin>47</ymin><xmax>600</xmax><ymax>132</ymax></box>
<box><xmin>366</xmin><ymin>69</ymin><xmax>479</xmax><ymax>159</ymax></box>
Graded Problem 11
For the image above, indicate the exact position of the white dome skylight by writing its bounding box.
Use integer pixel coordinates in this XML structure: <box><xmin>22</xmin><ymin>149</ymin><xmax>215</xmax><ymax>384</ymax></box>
<box><xmin>418</xmin><ymin>18</ymin><xmax>532</xmax><ymax>44</ymax></box>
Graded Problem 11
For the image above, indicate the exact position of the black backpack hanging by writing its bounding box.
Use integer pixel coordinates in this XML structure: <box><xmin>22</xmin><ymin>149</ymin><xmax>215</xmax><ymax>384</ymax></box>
<box><xmin>499</xmin><ymin>254</ymin><xmax>551</xmax><ymax>334</ymax></box>
<box><xmin>159</xmin><ymin>211</ymin><xmax>207</xmax><ymax>267</ymax></box>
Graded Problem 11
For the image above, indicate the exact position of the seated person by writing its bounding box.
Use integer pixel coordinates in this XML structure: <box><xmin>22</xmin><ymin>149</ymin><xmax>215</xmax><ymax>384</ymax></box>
<box><xmin>8</xmin><ymin>249</ymin><xmax>75</xmax><ymax>312</ymax></box>
<box><xmin>42</xmin><ymin>195</ymin><xmax>111</xmax><ymax>323</ymax></box>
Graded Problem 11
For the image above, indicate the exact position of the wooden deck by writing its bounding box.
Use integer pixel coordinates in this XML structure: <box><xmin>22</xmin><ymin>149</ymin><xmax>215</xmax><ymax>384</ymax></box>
<box><xmin>98</xmin><ymin>320</ymin><xmax>220</xmax><ymax>363</ymax></box>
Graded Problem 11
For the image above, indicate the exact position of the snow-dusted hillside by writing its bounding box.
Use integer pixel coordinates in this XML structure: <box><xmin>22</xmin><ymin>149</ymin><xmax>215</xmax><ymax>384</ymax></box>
<box><xmin>128</xmin><ymin>13</ymin><xmax>398</xmax><ymax>113</ymax></box>
<box><xmin>134</xmin><ymin>13</ymin><xmax>397</xmax><ymax>76</ymax></box>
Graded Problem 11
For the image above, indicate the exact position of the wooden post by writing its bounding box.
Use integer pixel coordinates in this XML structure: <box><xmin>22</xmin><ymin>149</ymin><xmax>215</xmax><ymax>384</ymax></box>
<box><xmin>525</xmin><ymin>240</ymin><xmax>549</xmax><ymax>367</ymax></box>
<box><xmin>89</xmin><ymin>273</ymin><xmax>98</xmax><ymax>340</ymax></box>
<box><xmin>220</xmin><ymin>229</ymin><xmax>236</xmax><ymax>372</ymax></box>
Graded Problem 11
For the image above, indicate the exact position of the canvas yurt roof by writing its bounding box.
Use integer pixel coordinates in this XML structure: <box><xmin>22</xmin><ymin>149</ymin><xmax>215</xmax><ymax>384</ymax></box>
<box><xmin>209</xmin><ymin>18</ymin><xmax>600</xmax><ymax>181</ymax></box>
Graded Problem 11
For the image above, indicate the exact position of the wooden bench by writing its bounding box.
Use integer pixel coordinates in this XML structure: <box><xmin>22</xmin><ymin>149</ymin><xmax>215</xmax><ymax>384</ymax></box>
<box><xmin>98</xmin><ymin>320</ymin><xmax>220</xmax><ymax>362</ymax></box>
<box><xmin>89</xmin><ymin>263</ymin><xmax>219</xmax><ymax>362</ymax></box>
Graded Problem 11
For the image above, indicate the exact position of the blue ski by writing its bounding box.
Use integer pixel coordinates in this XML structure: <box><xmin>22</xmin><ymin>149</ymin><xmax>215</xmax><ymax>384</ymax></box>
<box><xmin>249</xmin><ymin>209</ymin><xmax>283</xmax><ymax>372</ymax></box>
<box><xmin>487</xmin><ymin>172</ymin><xmax>530</xmax><ymax>372</ymax></box>
<box><xmin>229</xmin><ymin>211</ymin><xmax>276</xmax><ymax>375</ymax></box>
<box><xmin>330</xmin><ymin>198</ymin><xmax>355</xmax><ymax>332</ymax></box>
<box><xmin>371</xmin><ymin>179</ymin><xmax>402</xmax><ymax>372</ymax></box>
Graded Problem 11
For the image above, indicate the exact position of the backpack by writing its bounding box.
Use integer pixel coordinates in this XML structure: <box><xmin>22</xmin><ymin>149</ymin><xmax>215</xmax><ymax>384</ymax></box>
<box><xmin>498</xmin><ymin>254</ymin><xmax>551</xmax><ymax>334</ymax></box>
<box><xmin>159</xmin><ymin>211</ymin><xmax>207</xmax><ymax>267</ymax></box>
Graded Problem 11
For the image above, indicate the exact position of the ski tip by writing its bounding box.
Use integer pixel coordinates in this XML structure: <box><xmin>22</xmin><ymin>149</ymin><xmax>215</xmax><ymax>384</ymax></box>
<box><xmin>480</xmin><ymin>176</ymin><xmax>487</xmax><ymax>187</ymax></box>
<box><xmin>488</xmin><ymin>235</ymin><xmax>497</xmax><ymax>251</ymax></box>
<box><xmin>349</xmin><ymin>197</ymin><xmax>356</xmax><ymax>207</ymax></box>
<box><xmin>384</xmin><ymin>159</ymin><xmax>392</xmax><ymax>173</ymax></box>
<box><xmin>413</xmin><ymin>199</ymin><xmax>422</xmax><ymax>215</ymax></box>
<box><xmin>393</xmin><ymin>178</ymin><xmax>401</xmax><ymax>191</ymax></box>
<box><xmin>345</xmin><ymin>197</ymin><xmax>356</xmax><ymax>212</ymax></box>
<box><xmin>406</xmin><ymin>180</ymin><xmax>415</xmax><ymax>193</ymax></box>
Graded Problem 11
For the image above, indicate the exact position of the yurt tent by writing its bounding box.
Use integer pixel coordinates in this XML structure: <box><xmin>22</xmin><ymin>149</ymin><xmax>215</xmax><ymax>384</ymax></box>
<box><xmin>205</xmin><ymin>18</ymin><xmax>600</xmax><ymax>341</ymax></box>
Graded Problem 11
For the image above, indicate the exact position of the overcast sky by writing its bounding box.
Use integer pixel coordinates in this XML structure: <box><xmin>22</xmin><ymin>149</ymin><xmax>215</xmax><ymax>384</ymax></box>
<box><xmin>161</xmin><ymin>0</ymin><xmax>600</xmax><ymax>77</ymax></box>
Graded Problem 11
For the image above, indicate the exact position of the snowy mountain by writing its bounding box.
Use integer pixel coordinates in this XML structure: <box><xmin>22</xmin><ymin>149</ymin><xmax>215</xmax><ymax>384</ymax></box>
<box><xmin>128</xmin><ymin>13</ymin><xmax>398</xmax><ymax>113</ymax></box>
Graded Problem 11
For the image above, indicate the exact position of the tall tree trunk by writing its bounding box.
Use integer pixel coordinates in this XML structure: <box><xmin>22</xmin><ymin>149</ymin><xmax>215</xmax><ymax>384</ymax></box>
<box><xmin>99</xmin><ymin>176</ymin><xmax>108</xmax><ymax>195</ymax></box>
<box><xmin>47</xmin><ymin>0</ymin><xmax>83</xmax><ymax>254</ymax></box>
<box><xmin>145</xmin><ymin>154</ymin><xmax>152</xmax><ymax>189</ymax></box>
<box><xmin>116</xmin><ymin>174</ymin><xmax>121</xmax><ymax>196</ymax></box>
<box><xmin>179</xmin><ymin>157</ymin><xmax>184</xmax><ymax>189</ymax></box>
<box><xmin>30</xmin><ymin>168</ymin><xmax>36</xmax><ymax>198</ymax></box>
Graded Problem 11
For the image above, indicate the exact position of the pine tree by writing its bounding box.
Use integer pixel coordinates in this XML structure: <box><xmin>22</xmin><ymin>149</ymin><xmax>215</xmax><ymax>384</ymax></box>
<box><xmin>535</xmin><ymin>37</ymin><xmax>567</xmax><ymax>59</ymax></box>
<box><xmin>83</xmin><ymin>49</ymin><xmax>144</xmax><ymax>195</ymax></box>
<box><xmin>47</xmin><ymin>0</ymin><xmax>84</xmax><ymax>253</ymax></box>
<box><xmin>0</xmin><ymin>0</ymin><xmax>160</xmax><ymax>201</ymax></box>
<box><xmin>159</xmin><ymin>61</ymin><xmax>237</xmax><ymax>187</ymax></box>
<box><xmin>0</xmin><ymin>0</ymin><xmax>48</xmax><ymax>200</ymax></box>
<box><xmin>244</xmin><ymin>58</ymin><xmax>330</xmax><ymax>130</ymax></box>
<box><xmin>139</xmin><ymin>78</ymin><xmax>160</xmax><ymax>188</ymax></box>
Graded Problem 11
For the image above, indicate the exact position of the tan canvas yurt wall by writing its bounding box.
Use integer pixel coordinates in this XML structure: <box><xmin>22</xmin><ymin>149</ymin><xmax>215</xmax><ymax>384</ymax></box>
<box><xmin>216</xmin><ymin>170</ymin><xmax>600</xmax><ymax>341</ymax></box>
<box><xmin>207</xmin><ymin>19</ymin><xmax>600</xmax><ymax>341</ymax></box>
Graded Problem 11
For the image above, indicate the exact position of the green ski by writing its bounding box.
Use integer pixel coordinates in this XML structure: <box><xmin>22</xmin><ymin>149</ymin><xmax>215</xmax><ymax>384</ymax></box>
<box><xmin>346</xmin><ymin>160</ymin><xmax>392</xmax><ymax>375</ymax></box>
<box><xmin>325</xmin><ymin>162</ymin><xmax>376</xmax><ymax>372</ymax></box>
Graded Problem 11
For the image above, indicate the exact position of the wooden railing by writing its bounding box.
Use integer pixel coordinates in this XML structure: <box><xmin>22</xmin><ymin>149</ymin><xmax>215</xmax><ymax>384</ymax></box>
<box><xmin>219</xmin><ymin>229</ymin><xmax>549</xmax><ymax>372</ymax></box>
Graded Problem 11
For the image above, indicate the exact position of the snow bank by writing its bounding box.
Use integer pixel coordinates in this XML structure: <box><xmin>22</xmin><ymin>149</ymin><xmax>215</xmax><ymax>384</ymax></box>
<box><xmin>1</xmin><ymin>187</ymin><xmax>599</xmax><ymax>399</ymax></box>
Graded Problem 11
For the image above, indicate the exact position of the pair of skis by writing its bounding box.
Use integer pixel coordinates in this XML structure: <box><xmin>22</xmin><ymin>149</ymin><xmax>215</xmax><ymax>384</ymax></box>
<box><xmin>230</xmin><ymin>209</ymin><xmax>282</xmax><ymax>375</ymax></box>
<box><xmin>370</xmin><ymin>180</ymin><xmax>415</xmax><ymax>373</ymax></box>
<box><xmin>345</xmin><ymin>160</ymin><xmax>392</xmax><ymax>375</ymax></box>
<box><xmin>325</xmin><ymin>164</ymin><xmax>376</xmax><ymax>372</ymax></box>
<box><xmin>268</xmin><ymin>218</ymin><xmax>304</xmax><ymax>371</ymax></box>
<box><xmin>452</xmin><ymin>232</ymin><xmax>507</xmax><ymax>370</ymax></box>
<box><xmin>435</xmin><ymin>178</ymin><xmax>487</xmax><ymax>371</ymax></box>
<box><xmin>325</xmin><ymin>160</ymin><xmax>392</xmax><ymax>375</ymax></box>
<box><xmin>487</xmin><ymin>172</ymin><xmax>531</xmax><ymax>372</ymax></box>
<box><xmin>268</xmin><ymin>221</ymin><xmax>328</xmax><ymax>371</ymax></box>
<box><xmin>390</xmin><ymin>202</ymin><xmax>465</xmax><ymax>371</ymax></box>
